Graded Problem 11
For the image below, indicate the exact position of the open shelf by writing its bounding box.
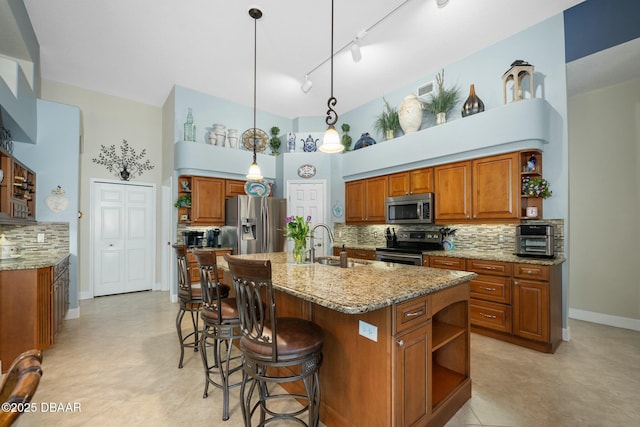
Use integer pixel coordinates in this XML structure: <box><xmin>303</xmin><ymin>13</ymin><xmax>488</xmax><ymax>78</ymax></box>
<box><xmin>431</xmin><ymin>363</ymin><xmax>466</xmax><ymax>410</ymax></box>
<box><xmin>432</xmin><ymin>321</ymin><xmax>465</xmax><ymax>351</ymax></box>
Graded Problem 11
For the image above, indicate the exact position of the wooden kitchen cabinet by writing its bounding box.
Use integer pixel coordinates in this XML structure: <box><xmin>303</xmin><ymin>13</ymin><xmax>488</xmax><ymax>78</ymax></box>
<box><xmin>428</xmin><ymin>257</ymin><xmax>562</xmax><ymax>353</ymax></box>
<box><xmin>345</xmin><ymin>176</ymin><xmax>387</xmax><ymax>224</ymax></box>
<box><xmin>225</xmin><ymin>179</ymin><xmax>246</xmax><ymax>198</ymax></box>
<box><xmin>519</xmin><ymin>150</ymin><xmax>544</xmax><ymax>219</ymax></box>
<box><xmin>191</xmin><ymin>176</ymin><xmax>225</xmax><ymax>225</ymax></box>
<box><xmin>387</xmin><ymin>167</ymin><xmax>433</xmax><ymax>197</ymax></box>
<box><xmin>472</xmin><ymin>152</ymin><xmax>519</xmax><ymax>220</ymax></box>
<box><xmin>0</xmin><ymin>148</ymin><xmax>36</xmax><ymax>223</ymax></box>
<box><xmin>512</xmin><ymin>263</ymin><xmax>561</xmax><ymax>352</ymax></box>
<box><xmin>332</xmin><ymin>247</ymin><xmax>377</xmax><ymax>260</ymax></box>
<box><xmin>434</xmin><ymin>161</ymin><xmax>472</xmax><ymax>221</ymax></box>
<box><xmin>1</xmin><ymin>259</ymin><xmax>70</xmax><ymax>372</ymax></box>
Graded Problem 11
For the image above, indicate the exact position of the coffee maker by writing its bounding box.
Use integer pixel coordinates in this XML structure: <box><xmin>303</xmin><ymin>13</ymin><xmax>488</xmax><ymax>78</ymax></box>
<box><xmin>206</xmin><ymin>228</ymin><xmax>221</xmax><ymax>248</ymax></box>
<box><xmin>182</xmin><ymin>230</ymin><xmax>204</xmax><ymax>248</ymax></box>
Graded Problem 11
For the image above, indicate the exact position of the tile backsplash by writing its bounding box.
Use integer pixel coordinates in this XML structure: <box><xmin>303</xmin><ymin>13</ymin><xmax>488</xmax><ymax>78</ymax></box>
<box><xmin>334</xmin><ymin>219</ymin><xmax>564</xmax><ymax>255</ymax></box>
<box><xmin>0</xmin><ymin>222</ymin><xmax>69</xmax><ymax>253</ymax></box>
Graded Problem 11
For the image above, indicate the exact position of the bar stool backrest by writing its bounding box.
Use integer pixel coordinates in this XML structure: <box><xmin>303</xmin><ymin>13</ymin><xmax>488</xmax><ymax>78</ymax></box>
<box><xmin>193</xmin><ymin>250</ymin><xmax>223</xmax><ymax>314</ymax></box>
<box><xmin>0</xmin><ymin>349</ymin><xmax>43</xmax><ymax>427</ymax></box>
<box><xmin>172</xmin><ymin>244</ymin><xmax>193</xmax><ymax>302</ymax></box>
<box><xmin>224</xmin><ymin>254</ymin><xmax>279</xmax><ymax>363</ymax></box>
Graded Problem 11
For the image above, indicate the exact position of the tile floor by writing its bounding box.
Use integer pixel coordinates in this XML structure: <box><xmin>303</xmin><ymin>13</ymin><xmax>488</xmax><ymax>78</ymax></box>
<box><xmin>12</xmin><ymin>290</ymin><xmax>640</xmax><ymax>427</ymax></box>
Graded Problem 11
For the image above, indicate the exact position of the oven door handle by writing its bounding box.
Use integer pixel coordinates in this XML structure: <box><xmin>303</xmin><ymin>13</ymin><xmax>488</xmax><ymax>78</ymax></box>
<box><xmin>378</xmin><ymin>253</ymin><xmax>421</xmax><ymax>260</ymax></box>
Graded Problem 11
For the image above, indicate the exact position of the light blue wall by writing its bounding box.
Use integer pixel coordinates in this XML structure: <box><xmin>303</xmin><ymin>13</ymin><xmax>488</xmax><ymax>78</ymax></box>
<box><xmin>11</xmin><ymin>99</ymin><xmax>81</xmax><ymax>309</ymax></box>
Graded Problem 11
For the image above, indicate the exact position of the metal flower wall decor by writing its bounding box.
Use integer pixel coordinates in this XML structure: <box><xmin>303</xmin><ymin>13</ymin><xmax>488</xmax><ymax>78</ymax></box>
<box><xmin>92</xmin><ymin>139</ymin><xmax>154</xmax><ymax>181</ymax></box>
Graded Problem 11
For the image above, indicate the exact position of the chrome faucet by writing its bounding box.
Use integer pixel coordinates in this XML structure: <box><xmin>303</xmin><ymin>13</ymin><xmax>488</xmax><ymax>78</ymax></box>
<box><xmin>309</xmin><ymin>223</ymin><xmax>335</xmax><ymax>263</ymax></box>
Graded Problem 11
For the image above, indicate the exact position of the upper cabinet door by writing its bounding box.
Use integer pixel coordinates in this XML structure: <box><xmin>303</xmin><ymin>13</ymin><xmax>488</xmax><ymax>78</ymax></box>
<box><xmin>434</xmin><ymin>161</ymin><xmax>472</xmax><ymax>221</ymax></box>
<box><xmin>191</xmin><ymin>177</ymin><xmax>225</xmax><ymax>225</ymax></box>
<box><xmin>409</xmin><ymin>168</ymin><xmax>434</xmax><ymax>195</ymax></box>
<box><xmin>364</xmin><ymin>176</ymin><xmax>388</xmax><ymax>223</ymax></box>
<box><xmin>388</xmin><ymin>172</ymin><xmax>411</xmax><ymax>197</ymax></box>
<box><xmin>345</xmin><ymin>180</ymin><xmax>366</xmax><ymax>223</ymax></box>
<box><xmin>472</xmin><ymin>152</ymin><xmax>519</xmax><ymax>220</ymax></box>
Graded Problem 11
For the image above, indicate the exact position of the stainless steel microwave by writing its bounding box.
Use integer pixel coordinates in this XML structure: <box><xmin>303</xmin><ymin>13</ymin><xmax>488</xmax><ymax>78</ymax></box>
<box><xmin>385</xmin><ymin>193</ymin><xmax>434</xmax><ymax>224</ymax></box>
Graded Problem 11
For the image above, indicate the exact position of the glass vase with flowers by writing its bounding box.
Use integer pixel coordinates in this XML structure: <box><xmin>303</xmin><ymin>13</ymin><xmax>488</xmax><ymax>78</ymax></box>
<box><xmin>286</xmin><ymin>215</ymin><xmax>311</xmax><ymax>264</ymax></box>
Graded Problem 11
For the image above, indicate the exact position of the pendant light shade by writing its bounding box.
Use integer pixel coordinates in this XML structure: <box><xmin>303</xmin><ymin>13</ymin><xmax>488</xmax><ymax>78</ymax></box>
<box><xmin>246</xmin><ymin>8</ymin><xmax>263</xmax><ymax>180</ymax></box>
<box><xmin>318</xmin><ymin>0</ymin><xmax>344</xmax><ymax>154</ymax></box>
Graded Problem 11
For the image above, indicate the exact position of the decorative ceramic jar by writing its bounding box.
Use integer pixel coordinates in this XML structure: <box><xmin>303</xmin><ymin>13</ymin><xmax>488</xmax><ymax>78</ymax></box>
<box><xmin>213</xmin><ymin>124</ymin><xmax>226</xmax><ymax>147</ymax></box>
<box><xmin>184</xmin><ymin>108</ymin><xmax>196</xmax><ymax>142</ymax></box>
<box><xmin>354</xmin><ymin>133</ymin><xmax>376</xmax><ymax>150</ymax></box>
<box><xmin>461</xmin><ymin>84</ymin><xmax>485</xmax><ymax>117</ymax></box>
<box><xmin>227</xmin><ymin>129</ymin><xmax>238</xmax><ymax>149</ymax></box>
<box><xmin>398</xmin><ymin>93</ymin><xmax>423</xmax><ymax>133</ymax></box>
<box><xmin>436</xmin><ymin>112</ymin><xmax>447</xmax><ymax>125</ymax></box>
<box><xmin>287</xmin><ymin>132</ymin><xmax>296</xmax><ymax>152</ymax></box>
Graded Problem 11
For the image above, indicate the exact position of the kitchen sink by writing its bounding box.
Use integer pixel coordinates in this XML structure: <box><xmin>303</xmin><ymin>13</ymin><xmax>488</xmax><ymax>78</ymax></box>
<box><xmin>315</xmin><ymin>257</ymin><xmax>360</xmax><ymax>268</ymax></box>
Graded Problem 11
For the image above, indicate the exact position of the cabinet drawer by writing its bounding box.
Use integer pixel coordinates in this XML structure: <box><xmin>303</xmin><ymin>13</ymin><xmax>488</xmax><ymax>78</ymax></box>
<box><xmin>470</xmin><ymin>275</ymin><xmax>511</xmax><ymax>304</ymax></box>
<box><xmin>470</xmin><ymin>299</ymin><xmax>512</xmax><ymax>333</ymax></box>
<box><xmin>347</xmin><ymin>249</ymin><xmax>376</xmax><ymax>260</ymax></box>
<box><xmin>467</xmin><ymin>259</ymin><xmax>512</xmax><ymax>277</ymax></box>
<box><xmin>514</xmin><ymin>264</ymin><xmax>550</xmax><ymax>281</ymax></box>
<box><xmin>429</xmin><ymin>256</ymin><xmax>465</xmax><ymax>270</ymax></box>
<box><xmin>394</xmin><ymin>295</ymin><xmax>430</xmax><ymax>335</ymax></box>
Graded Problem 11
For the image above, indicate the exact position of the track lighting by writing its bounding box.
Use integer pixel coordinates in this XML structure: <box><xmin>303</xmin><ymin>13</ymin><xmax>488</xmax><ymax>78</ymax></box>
<box><xmin>350</xmin><ymin>42</ymin><xmax>362</xmax><ymax>62</ymax></box>
<box><xmin>301</xmin><ymin>75</ymin><xmax>313</xmax><ymax>93</ymax></box>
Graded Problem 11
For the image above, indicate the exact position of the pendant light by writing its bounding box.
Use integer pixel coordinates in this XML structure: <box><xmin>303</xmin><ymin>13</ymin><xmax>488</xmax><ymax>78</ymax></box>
<box><xmin>246</xmin><ymin>7</ymin><xmax>264</xmax><ymax>180</ymax></box>
<box><xmin>319</xmin><ymin>0</ymin><xmax>344</xmax><ymax>154</ymax></box>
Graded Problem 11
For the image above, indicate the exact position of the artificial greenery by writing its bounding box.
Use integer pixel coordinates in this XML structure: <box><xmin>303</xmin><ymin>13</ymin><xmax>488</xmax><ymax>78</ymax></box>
<box><xmin>521</xmin><ymin>176</ymin><xmax>552</xmax><ymax>199</ymax></box>
<box><xmin>269</xmin><ymin>126</ymin><xmax>281</xmax><ymax>155</ymax></box>
<box><xmin>92</xmin><ymin>139</ymin><xmax>154</xmax><ymax>180</ymax></box>
<box><xmin>174</xmin><ymin>194</ymin><xmax>191</xmax><ymax>208</ymax></box>
<box><xmin>422</xmin><ymin>69</ymin><xmax>461</xmax><ymax>116</ymax></box>
<box><xmin>341</xmin><ymin>123</ymin><xmax>352</xmax><ymax>152</ymax></box>
<box><xmin>373</xmin><ymin>98</ymin><xmax>400</xmax><ymax>138</ymax></box>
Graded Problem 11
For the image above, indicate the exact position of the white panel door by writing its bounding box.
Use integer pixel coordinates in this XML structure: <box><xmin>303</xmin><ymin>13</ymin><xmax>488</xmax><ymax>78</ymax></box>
<box><xmin>286</xmin><ymin>180</ymin><xmax>328</xmax><ymax>256</ymax></box>
<box><xmin>92</xmin><ymin>181</ymin><xmax>155</xmax><ymax>297</ymax></box>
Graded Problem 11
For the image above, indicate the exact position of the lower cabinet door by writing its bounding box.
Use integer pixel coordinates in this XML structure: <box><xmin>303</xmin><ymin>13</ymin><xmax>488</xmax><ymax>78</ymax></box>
<box><xmin>470</xmin><ymin>299</ymin><xmax>512</xmax><ymax>333</ymax></box>
<box><xmin>513</xmin><ymin>279</ymin><xmax>549</xmax><ymax>342</ymax></box>
<box><xmin>395</xmin><ymin>323</ymin><xmax>430</xmax><ymax>427</ymax></box>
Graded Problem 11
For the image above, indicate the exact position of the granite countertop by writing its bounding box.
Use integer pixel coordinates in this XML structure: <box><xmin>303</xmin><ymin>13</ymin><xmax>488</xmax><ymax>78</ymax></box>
<box><xmin>0</xmin><ymin>251</ymin><xmax>69</xmax><ymax>271</ymax></box>
<box><xmin>334</xmin><ymin>245</ymin><xmax>565</xmax><ymax>266</ymax></box>
<box><xmin>422</xmin><ymin>249</ymin><xmax>566</xmax><ymax>266</ymax></box>
<box><xmin>217</xmin><ymin>252</ymin><xmax>476</xmax><ymax>315</ymax></box>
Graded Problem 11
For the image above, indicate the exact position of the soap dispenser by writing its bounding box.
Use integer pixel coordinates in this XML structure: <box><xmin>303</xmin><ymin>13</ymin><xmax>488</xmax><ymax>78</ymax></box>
<box><xmin>340</xmin><ymin>244</ymin><xmax>348</xmax><ymax>268</ymax></box>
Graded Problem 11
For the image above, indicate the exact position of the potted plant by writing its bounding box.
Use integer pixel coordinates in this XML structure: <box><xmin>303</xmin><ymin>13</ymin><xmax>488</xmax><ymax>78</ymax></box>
<box><xmin>521</xmin><ymin>176</ymin><xmax>552</xmax><ymax>198</ymax></box>
<box><xmin>422</xmin><ymin>69</ymin><xmax>461</xmax><ymax>125</ymax></box>
<box><xmin>341</xmin><ymin>123</ymin><xmax>352</xmax><ymax>152</ymax></box>
<box><xmin>373</xmin><ymin>98</ymin><xmax>400</xmax><ymax>140</ymax></box>
<box><xmin>174</xmin><ymin>194</ymin><xmax>191</xmax><ymax>208</ymax></box>
<box><xmin>269</xmin><ymin>126</ymin><xmax>281</xmax><ymax>156</ymax></box>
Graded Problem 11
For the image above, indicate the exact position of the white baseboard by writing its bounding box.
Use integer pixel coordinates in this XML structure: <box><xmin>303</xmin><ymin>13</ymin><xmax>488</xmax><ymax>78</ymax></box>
<box><xmin>65</xmin><ymin>307</ymin><xmax>80</xmax><ymax>319</ymax></box>
<box><xmin>569</xmin><ymin>308</ymin><xmax>640</xmax><ymax>331</ymax></box>
<box><xmin>80</xmin><ymin>290</ymin><xmax>93</xmax><ymax>300</ymax></box>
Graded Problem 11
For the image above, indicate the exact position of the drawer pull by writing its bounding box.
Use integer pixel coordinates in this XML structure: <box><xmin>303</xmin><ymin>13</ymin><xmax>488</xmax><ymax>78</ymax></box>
<box><xmin>405</xmin><ymin>310</ymin><xmax>423</xmax><ymax>318</ymax></box>
<box><xmin>479</xmin><ymin>313</ymin><xmax>497</xmax><ymax>319</ymax></box>
<box><xmin>527</xmin><ymin>270</ymin><xmax>533</xmax><ymax>274</ymax></box>
<box><xmin>397</xmin><ymin>339</ymin><xmax>404</xmax><ymax>347</ymax></box>
<box><xmin>483</xmin><ymin>266</ymin><xmax>496</xmax><ymax>270</ymax></box>
<box><xmin>442</xmin><ymin>262</ymin><xmax>453</xmax><ymax>266</ymax></box>
<box><xmin>478</xmin><ymin>286</ymin><xmax>496</xmax><ymax>292</ymax></box>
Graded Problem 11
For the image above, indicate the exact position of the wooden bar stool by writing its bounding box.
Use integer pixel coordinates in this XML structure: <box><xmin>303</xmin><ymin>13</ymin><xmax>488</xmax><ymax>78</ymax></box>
<box><xmin>224</xmin><ymin>254</ymin><xmax>324</xmax><ymax>427</ymax></box>
<box><xmin>0</xmin><ymin>349</ymin><xmax>43</xmax><ymax>427</ymax></box>
<box><xmin>192</xmin><ymin>250</ymin><xmax>239</xmax><ymax>422</ymax></box>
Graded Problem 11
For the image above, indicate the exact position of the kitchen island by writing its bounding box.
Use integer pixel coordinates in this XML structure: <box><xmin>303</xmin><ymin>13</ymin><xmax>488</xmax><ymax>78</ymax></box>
<box><xmin>217</xmin><ymin>252</ymin><xmax>477</xmax><ymax>427</ymax></box>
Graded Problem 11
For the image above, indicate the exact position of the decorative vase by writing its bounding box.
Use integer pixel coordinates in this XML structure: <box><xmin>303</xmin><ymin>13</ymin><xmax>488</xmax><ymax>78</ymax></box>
<box><xmin>287</xmin><ymin>132</ymin><xmax>296</xmax><ymax>152</ymax></box>
<box><xmin>292</xmin><ymin>239</ymin><xmax>307</xmax><ymax>264</ymax></box>
<box><xmin>443</xmin><ymin>237</ymin><xmax>455</xmax><ymax>251</ymax></box>
<box><xmin>227</xmin><ymin>129</ymin><xmax>238</xmax><ymax>149</ymax></box>
<box><xmin>461</xmin><ymin>84</ymin><xmax>485</xmax><ymax>117</ymax></box>
<box><xmin>184</xmin><ymin>108</ymin><xmax>195</xmax><ymax>142</ymax></box>
<box><xmin>120</xmin><ymin>167</ymin><xmax>130</xmax><ymax>181</ymax></box>
<box><xmin>398</xmin><ymin>93</ymin><xmax>423</xmax><ymax>133</ymax></box>
<box><xmin>354</xmin><ymin>133</ymin><xmax>376</xmax><ymax>150</ymax></box>
<box><xmin>385</xmin><ymin>129</ymin><xmax>395</xmax><ymax>140</ymax></box>
<box><xmin>436</xmin><ymin>112</ymin><xmax>447</xmax><ymax>125</ymax></box>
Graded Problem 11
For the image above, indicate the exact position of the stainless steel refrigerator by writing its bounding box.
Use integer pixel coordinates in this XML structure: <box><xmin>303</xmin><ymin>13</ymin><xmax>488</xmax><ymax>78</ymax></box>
<box><xmin>221</xmin><ymin>195</ymin><xmax>287</xmax><ymax>255</ymax></box>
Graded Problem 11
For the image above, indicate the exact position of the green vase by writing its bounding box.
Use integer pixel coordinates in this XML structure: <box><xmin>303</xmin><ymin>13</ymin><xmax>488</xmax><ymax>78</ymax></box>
<box><xmin>293</xmin><ymin>239</ymin><xmax>307</xmax><ymax>264</ymax></box>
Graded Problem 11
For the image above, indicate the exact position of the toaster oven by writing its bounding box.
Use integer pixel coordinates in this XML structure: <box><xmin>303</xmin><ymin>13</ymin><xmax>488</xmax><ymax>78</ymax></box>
<box><xmin>515</xmin><ymin>224</ymin><xmax>555</xmax><ymax>258</ymax></box>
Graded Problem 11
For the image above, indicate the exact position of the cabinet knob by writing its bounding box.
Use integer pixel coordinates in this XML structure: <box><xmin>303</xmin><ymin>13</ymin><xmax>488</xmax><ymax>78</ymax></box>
<box><xmin>514</xmin><ymin>280</ymin><xmax>519</xmax><ymax>286</ymax></box>
<box><xmin>397</xmin><ymin>340</ymin><xmax>404</xmax><ymax>347</ymax></box>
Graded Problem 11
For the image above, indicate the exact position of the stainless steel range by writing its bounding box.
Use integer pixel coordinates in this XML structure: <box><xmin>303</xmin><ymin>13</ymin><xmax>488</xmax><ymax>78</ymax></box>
<box><xmin>375</xmin><ymin>228</ymin><xmax>443</xmax><ymax>266</ymax></box>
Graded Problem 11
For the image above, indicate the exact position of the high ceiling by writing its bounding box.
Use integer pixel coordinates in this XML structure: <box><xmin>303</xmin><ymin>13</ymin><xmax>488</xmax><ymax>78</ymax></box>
<box><xmin>20</xmin><ymin>0</ymin><xmax>587</xmax><ymax>118</ymax></box>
